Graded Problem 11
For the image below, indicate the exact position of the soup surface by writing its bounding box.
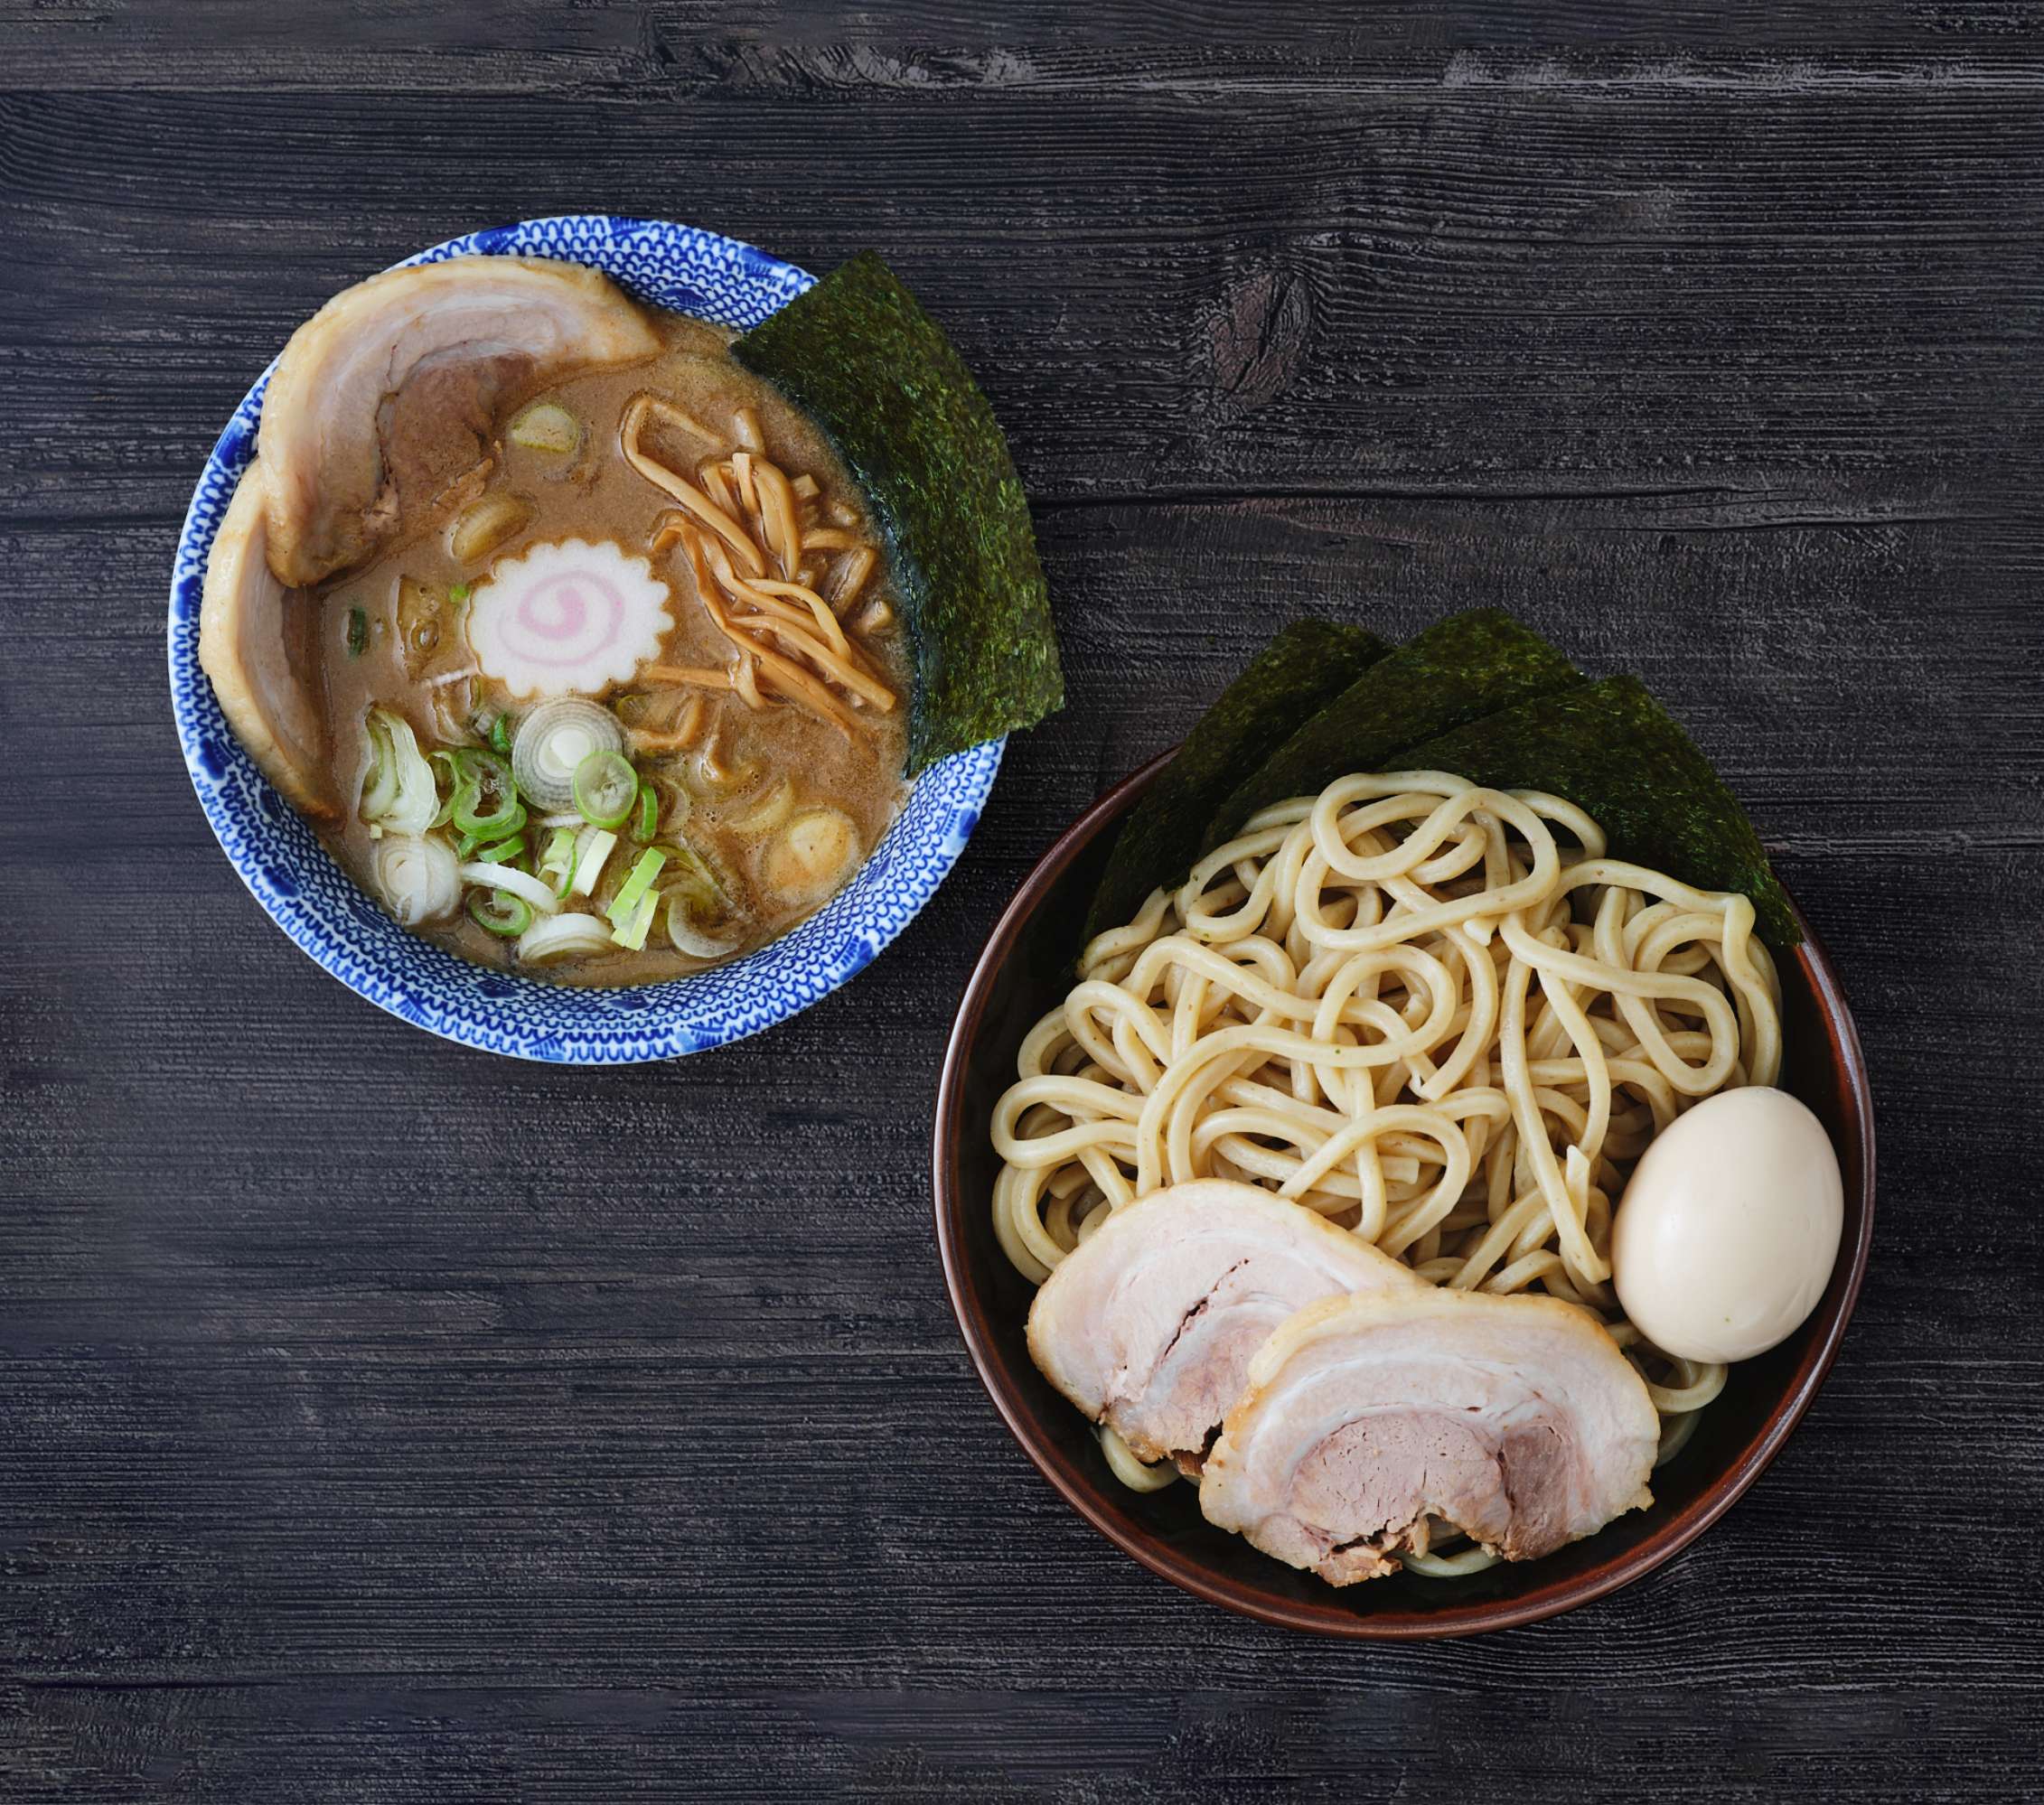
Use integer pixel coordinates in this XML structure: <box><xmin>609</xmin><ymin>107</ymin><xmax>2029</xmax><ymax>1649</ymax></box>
<box><xmin>308</xmin><ymin>309</ymin><xmax>911</xmax><ymax>984</ymax></box>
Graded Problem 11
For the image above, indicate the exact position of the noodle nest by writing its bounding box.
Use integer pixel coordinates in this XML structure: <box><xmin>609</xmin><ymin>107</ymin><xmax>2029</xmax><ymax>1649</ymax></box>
<box><xmin>990</xmin><ymin>771</ymin><xmax>1782</xmax><ymax>1562</ymax></box>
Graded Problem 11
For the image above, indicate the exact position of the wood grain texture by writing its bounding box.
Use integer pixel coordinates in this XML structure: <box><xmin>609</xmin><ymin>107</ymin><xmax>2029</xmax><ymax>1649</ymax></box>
<box><xmin>3</xmin><ymin>4</ymin><xmax>2042</xmax><ymax>1800</ymax></box>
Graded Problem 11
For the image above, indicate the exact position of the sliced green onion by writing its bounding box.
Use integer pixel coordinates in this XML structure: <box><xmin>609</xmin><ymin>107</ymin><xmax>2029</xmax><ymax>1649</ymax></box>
<box><xmin>666</xmin><ymin>893</ymin><xmax>741</xmax><ymax>960</ymax></box>
<box><xmin>508</xmin><ymin>401</ymin><xmax>581</xmax><ymax>454</ymax></box>
<box><xmin>458</xmin><ymin>799</ymin><xmax>524</xmax><ymax>845</ymax></box>
<box><xmin>373</xmin><ymin>833</ymin><xmax>462</xmax><ymax>927</ymax></box>
<box><xmin>488</xmin><ymin>713</ymin><xmax>513</xmax><ymax>757</ymax></box>
<box><xmin>448</xmin><ymin>747</ymin><xmax>522</xmax><ymax>838</ymax></box>
<box><xmin>346</xmin><ymin>605</ymin><xmax>369</xmax><ymax>658</ymax></box>
<box><xmin>468</xmin><ymin>890</ymin><xmax>532</xmax><ymax>937</ymax></box>
<box><xmin>606</xmin><ymin>847</ymin><xmax>669</xmax><ymax>928</ymax></box>
<box><xmin>518</xmin><ymin>912</ymin><xmax>617</xmax><ymax>966</ymax></box>
<box><xmin>727</xmin><ymin>775</ymin><xmax>794</xmax><ymax>838</ymax></box>
<box><xmin>761</xmin><ymin>808</ymin><xmax>859</xmax><ymax>908</ymax></box>
<box><xmin>512</xmin><ymin>698</ymin><xmax>627</xmax><ymax>811</ymax></box>
<box><xmin>457</xmin><ymin>861</ymin><xmax>560</xmax><ymax>918</ymax></box>
<box><xmin>662</xmin><ymin>842</ymin><xmax>731</xmax><ymax>916</ymax></box>
<box><xmin>361</xmin><ymin>723</ymin><xmax>400</xmax><ymax>823</ymax></box>
<box><xmin>473</xmin><ymin>833</ymin><xmax>527</xmax><ymax>866</ymax></box>
<box><xmin>444</xmin><ymin>745</ymin><xmax>510</xmax><ymax>787</ymax></box>
<box><xmin>662</xmin><ymin>844</ymin><xmax>741</xmax><ymax>959</ymax></box>
<box><xmin>448</xmin><ymin>583</ymin><xmax>472</xmax><ymax>605</ymax></box>
<box><xmin>569</xmin><ymin>828</ymin><xmax>618</xmax><ymax>896</ymax></box>
<box><xmin>359</xmin><ymin>706</ymin><xmax>438</xmax><ymax>837</ymax></box>
<box><xmin>572</xmin><ymin>748</ymin><xmax>638</xmax><ymax>829</ymax></box>
<box><xmin>538</xmin><ymin>826</ymin><xmax>579</xmax><ymax>898</ymax></box>
<box><xmin>609</xmin><ymin>885</ymin><xmax>661</xmax><ymax>951</ymax></box>
<box><xmin>688</xmin><ymin>744</ymin><xmax>764</xmax><ymax>800</ymax></box>
<box><xmin>633</xmin><ymin>779</ymin><xmax>659</xmax><ymax>843</ymax></box>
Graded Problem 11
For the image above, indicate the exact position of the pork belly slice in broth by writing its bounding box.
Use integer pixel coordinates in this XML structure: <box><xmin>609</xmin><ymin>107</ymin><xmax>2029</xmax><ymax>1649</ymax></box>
<box><xmin>197</xmin><ymin>467</ymin><xmax>338</xmax><ymax>819</ymax></box>
<box><xmin>257</xmin><ymin>257</ymin><xmax>661</xmax><ymax>586</ymax></box>
<box><xmin>1025</xmin><ymin>1180</ymin><xmax>1424</xmax><ymax>1467</ymax></box>
<box><xmin>1199</xmin><ymin>1288</ymin><xmax>1659</xmax><ymax>1586</ymax></box>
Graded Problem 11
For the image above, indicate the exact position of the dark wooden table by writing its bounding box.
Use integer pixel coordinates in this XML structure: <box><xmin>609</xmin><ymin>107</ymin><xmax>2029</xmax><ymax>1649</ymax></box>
<box><xmin>5</xmin><ymin>6</ymin><xmax>2040</xmax><ymax>1800</ymax></box>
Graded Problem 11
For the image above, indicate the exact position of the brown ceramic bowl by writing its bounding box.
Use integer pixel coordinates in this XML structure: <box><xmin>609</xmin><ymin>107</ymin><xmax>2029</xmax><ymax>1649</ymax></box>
<box><xmin>933</xmin><ymin>750</ymin><xmax>1875</xmax><ymax>1638</ymax></box>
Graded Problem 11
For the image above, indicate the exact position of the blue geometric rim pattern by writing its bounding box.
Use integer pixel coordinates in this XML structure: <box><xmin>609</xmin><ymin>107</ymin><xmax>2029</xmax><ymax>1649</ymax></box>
<box><xmin>168</xmin><ymin>214</ymin><xmax>1005</xmax><ymax>1063</ymax></box>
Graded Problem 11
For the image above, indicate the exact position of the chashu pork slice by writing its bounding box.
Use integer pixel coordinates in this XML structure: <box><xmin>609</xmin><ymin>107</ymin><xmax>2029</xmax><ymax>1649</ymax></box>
<box><xmin>258</xmin><ymin>256</ymin><xmax>661</xmax><ymax>585</ymax></box>
<box><xmin>1199</xmin><ymin>1287</ymin><xmax>1659</xmax><ymax>1586</ymax></box>
<box><xmin>1026</xmin><ymin>1180</ymin><xmax>1423</xmax><ymax>1467</ymax></box>
<box><xmin>197</xmin><ymin>464</ymin><xmax>339</xmax><ymax>819</ymax></box>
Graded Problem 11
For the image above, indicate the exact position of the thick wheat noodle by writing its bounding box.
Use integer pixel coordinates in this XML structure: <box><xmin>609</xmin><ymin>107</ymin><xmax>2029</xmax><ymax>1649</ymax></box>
<box><xmin>627</xmin><ymin>693</ymin><xmax>711</xmax><ymax>753</ymax></box>
<box><xmin>631</xmin><ymin>392</ymin><xmax>717</xmax><ymax>448</ymax></box>
<box><xmin>989</xmin><ymin>770</ymin><xmax>1783</xmax><ymax>1571</ymax></box>
<box><xmin>749</xmin><ymin>641</ymin><xmax>862</xmax><ymax>734</ymax></box>
<box><xmin>651</xmin><ymin>466</ymin><xmax>896</xmax><ymax>732</ymax></box>
<box><xmin>620</xmin><ymin>397</ymin><xmax>764</xmax><ymax>575</ymax></box>
<box><xmin>668</xmin><ymin>524</ymin><xmax>765</xmax><ymax>711</ymax></box>
<box><xmin>698</xmin><ymin>461</ymin><xmax>740</xmax><ymax>516</ymax></box>
<box><xmin>751</xmin><ymin>456</ymin><xmax>803</xmax><ymax>575</ymax></box>
<box><xmin>695</xmin><ymin>536</ymin><xmax>896</xmax><ymax>715</ymax></box>
<box><xmin>749</xmin><ymin>579</ymin><xmax>853</xmax><ymax>658</ymax></box>
<box><xmin>642</xmin><ymin>662</ymin><xmax>736</xmax><ymax>692</ymax></box>
<box><xmin>744</xmin><ymin>616</ymin><xmax>896</xmax><ymax>713</ymax></box>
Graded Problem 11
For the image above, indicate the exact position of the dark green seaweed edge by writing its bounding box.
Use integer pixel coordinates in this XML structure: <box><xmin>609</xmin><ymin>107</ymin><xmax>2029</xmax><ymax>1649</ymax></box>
<box><xmin>1399</xmin><ymin>674</ymin><xmax>1801</xmax><ymax>949</ymax></box>
<box><xmin>1205</xmin><ymin>608</ymin><xmax>1585</xmax><ymax>856</ymax></box>
<box><xmin>1084</xmin><ymin>620</ymin><xmax>1389</xmax><ymax>939</ymax></box>
<box><xmin>734</xmin><ymin>252</ymin><xmax>1063</xmax><ymax>773</ymax></box>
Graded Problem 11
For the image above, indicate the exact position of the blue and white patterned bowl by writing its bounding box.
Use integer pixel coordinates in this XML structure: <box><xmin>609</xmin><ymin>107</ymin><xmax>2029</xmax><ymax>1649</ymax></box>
<box><xmin>168</xmin><ymin>214</ymin><xmax>1004</xmax><ymax>1062</ymax></box>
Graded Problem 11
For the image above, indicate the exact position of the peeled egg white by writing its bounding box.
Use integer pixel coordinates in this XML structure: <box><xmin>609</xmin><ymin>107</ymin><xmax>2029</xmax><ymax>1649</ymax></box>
<box><xmin>1611</xmin><ymin>1087</ymin><xmax>1843</xmax><ymax>1364</ymax></box>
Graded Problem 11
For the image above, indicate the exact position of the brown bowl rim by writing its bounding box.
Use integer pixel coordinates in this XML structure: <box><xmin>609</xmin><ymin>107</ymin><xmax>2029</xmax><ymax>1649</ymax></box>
<box><xmin>933</xmin><ymin>749</ymin><xmax>1876</xmax><ymax>1639</ymax></box>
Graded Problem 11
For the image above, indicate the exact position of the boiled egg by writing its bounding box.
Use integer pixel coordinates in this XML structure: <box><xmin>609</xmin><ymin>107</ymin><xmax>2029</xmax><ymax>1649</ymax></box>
<box><xmin>1611</xmin><ymin>1087</ymin><xmax>1843</xmax><ymax>1364</ymax></box>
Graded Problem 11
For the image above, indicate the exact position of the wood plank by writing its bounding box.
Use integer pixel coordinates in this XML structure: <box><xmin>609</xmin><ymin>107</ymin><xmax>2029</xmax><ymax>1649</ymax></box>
<box><xmin>2</xmin><ymin>8</ymin><xmax>2040</xmax><ymax>1800</ymax></box>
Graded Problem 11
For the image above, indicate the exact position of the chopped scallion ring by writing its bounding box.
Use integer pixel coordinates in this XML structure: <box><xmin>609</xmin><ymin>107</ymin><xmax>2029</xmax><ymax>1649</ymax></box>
<box><xmin>573</xmin><ymin>749</ymin><xmax>638</xmax><ymax>830</ymax></box>
<box><xmin>569</xmin><ymin>828</ymin><xmax>618</xmax><ymax>896</ymax></box>
<box><xmin>511</xmin><ymin>699</ymin><xmax>627</xmax><ymax>811</ymax></box>
<box><xmin>473</xmin><ymin>833</ymin><xmax>527</xmax><ymax>866</ymax></box>
<box><xmin>448</xmin><ymin>747</ymin><xmax>523</xmax><ymax>838</ymax></box>
<box><xmin>360</xmin><ymin>706</ymin><xmax>439</xmax><ymax>837</ymax></box>
<box><xmin>488</xmin><ymin>714</ymin><xmax>513</xmax><ymax>757</ymax></box>
<box><xmin>633</xmin><ymin>779</ymin><xmax>659</xmax><ymax>843</ymax></box>
<box><xmin>606</xmin><ymin>847</ymin><xmax>669</xmax><ymax>928</ymax></box>
<box><xmin>456</xmin><ymin>862</ymin><xmax>561</xmax><ymax>918</ymax></box>
<box><xmin>609</xmin><ymin>885</ymin><xmax>661</xmax><ymax>951</ymax></box>
<box><xmin>508</xmin><ymin>401</ymin><xmax>582</xmax><ymax>455</ymax></box>
<box><xmin>538</xmin><ymin>826</ymin><xmax>579</xmax><ymax>897</ymax></box>
<box><xmin>468</xmin><ymin>890</ymin><xmax>532</xmax><ymax>937</ymax></box>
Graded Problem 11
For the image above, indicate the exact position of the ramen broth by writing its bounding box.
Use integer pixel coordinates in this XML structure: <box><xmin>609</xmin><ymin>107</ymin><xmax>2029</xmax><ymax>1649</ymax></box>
<box><xmin>311</xmin><ymin>311</ymin><xmax>911</xmax><ymax>984</ymax></box>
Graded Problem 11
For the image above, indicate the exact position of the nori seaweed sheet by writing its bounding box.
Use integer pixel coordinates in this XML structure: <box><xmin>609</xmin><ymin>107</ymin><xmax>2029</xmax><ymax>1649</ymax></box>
<box><xmin>1398</xmin><ymin>675</ymin><xmax>1800</xmax><ymax>949</ymax></box>
<box><xmin>1085</xmin><ymin>620</ymin><xmax>1388</xmax><ymax>937</ymax></box>
<box><xmin>733</xmin><ymin>252</ymin><xmax>1063</xmax><ymax>772</ymax></box>
<box><xmin>1205</xmin><ymin>609</ymin><xmax>1584</xmax><ymax>856</ymax></box>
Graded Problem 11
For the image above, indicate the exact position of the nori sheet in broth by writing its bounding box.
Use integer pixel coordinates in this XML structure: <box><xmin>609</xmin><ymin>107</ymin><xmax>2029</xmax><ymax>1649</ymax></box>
<box><xmin>734</xmin><ymin>252</ymin><xmax>1063</xmax><ymax>773</ymax></box>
